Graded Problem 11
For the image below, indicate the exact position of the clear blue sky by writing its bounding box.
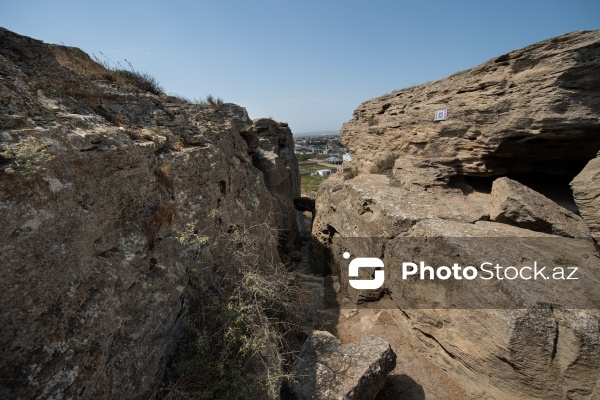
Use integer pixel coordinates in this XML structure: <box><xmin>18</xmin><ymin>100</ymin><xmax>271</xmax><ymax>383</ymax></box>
<box><xmin>1</xmin><ymin>0</ymin><xmax>599</xmax><ymax>133</ymax></box>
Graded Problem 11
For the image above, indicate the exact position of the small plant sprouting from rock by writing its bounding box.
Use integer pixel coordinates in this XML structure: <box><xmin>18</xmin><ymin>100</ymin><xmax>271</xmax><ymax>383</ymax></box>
<box><xmin>208</xmin><ymin>208</ymin><xmax>221</xmax><ymax>220</ymax></box>
<box><xmin>160</xmin><ymin>219</ymin><xmax>302</xmax><ymax>399</ymax></box>
<box><xmin>193</xmin><ymin>95</ymin><xmax>224</xmax><ymax>111</ymax></box>
<box><xmin>156</xmin><ymin>162</ymin><xmax>175</xmax><ymax>191</ymax></box>
<box><xmin>1</xmin><ymin>136</ymin><xmax>54</xmax><ymax>175</ymax></box>
<box><xmin>148</xmin><ymin>201</ymin><xmax>178</xmax><ymax>241</ymax></box>
<box><xmin>376</xmin><ymin>152</ymin><xmax>399</xmax><ymax>175</ymax></box>
<box><xmin>113</xmin><ymin>69</ymin><xmax>164</xmax><ymax>95</ymax></box>
<box><xmin>169</xmin><ymin>137</ymin><xmax>186</xmax><ymax>151</ymax></box>
<box><xmin>92</xmin><ymin>53</ymin><xmax>164</xmax><ymax>95</ymax></box>
<box><xmin>206</xmin><ymin>95</ymin><xmax>224</xmax><ymax>110</ymax></box>
<box><xmin>343</xmin><ymin>166</ymin><xmax>359</xmax><ymax>180</ymax></box>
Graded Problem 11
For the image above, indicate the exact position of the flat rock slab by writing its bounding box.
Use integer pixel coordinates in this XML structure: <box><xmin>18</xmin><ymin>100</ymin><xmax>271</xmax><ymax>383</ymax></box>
<box><xmin>490</xmin><ymin>177</ymin><xmax>590</xmax><ymax>238</ymax></box>
<box><xmin>288</xmin><ymin>331</ymin><xmax>396</xmax><ymax>400</ymax></box>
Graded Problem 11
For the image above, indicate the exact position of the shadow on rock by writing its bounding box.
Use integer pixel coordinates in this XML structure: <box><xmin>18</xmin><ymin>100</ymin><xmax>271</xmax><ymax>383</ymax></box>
<box><xmin>376</xmin><ymin>374</ymin><xmax>426</xmax><ymax>400</ymax></box>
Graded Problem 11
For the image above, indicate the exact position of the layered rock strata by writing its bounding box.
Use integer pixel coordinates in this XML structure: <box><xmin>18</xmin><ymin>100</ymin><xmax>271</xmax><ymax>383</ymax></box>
<box><xmin>314</xmin><ymin>31</ymin><xmax>600</xmax><ymax>400</ymax></box>
<box><xmin>342</xmin><ymin>30</ymin><xmax>600</xmax><ymax>181</ymax></box>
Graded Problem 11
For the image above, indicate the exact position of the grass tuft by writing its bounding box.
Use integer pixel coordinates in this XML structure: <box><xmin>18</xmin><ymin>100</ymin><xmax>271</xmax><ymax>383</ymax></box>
<box><xmin>376</xmin><ymin>152</ymin><xmax>399</xmax><ymax>174</ymax></box>
<box><xmin>193</xmin><ymin>95</ymin><xmax>225</xmax><ymax>111</ymax></box>
<box><xmin>343</xmin><ymin>166</ymin><xmax>359</xmax><ymax>180</ymax></box>
<box><xmin>92</xmin><ymin>53</ymin><xmax>164</xmax><ymax>95</ymax></box>
<box><xmin>112</xmin><ymin>69</ymin><xmax>164</xmax><ymax>95</ymax></box>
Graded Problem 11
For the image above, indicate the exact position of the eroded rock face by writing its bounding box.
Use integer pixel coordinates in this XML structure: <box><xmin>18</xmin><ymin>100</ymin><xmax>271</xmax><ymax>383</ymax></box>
<box><xmin>490</xmin><ymin>177</ymin><xmax>590</xmax><ymax>238</ymax></box>
<box><xmin>0</xmin><ymin>28</ymin><xmax>297</xmax><ymax>399</ymax></box>
<box><xmin>342</xmin><ymin>30</ymin><xmax>600</xmax><ymax>179</ymax></box>
<box><xmin>571</xmin><ymin>151</ymin><xmax>600</xmax><ymax>242</ymax></box>
<box><xmin>392</xmin><ymin>156</ymin><xmax>457</xmax><ymax>189</ymax></box>
<box><xmin>286</xmin><ymin>331</ymin><xmax>396</xmax><ymax>400</ymax></box>
<box><xmin>314</xmin><ymin>175</ymin><xmax>600</xmax><ymax>399</ymax></box>
<box><xmin>250</xmin><ymin>118</ymin><xmax>301</xmax><ymax>254</ymax></box>
<box><xmin>314</xmin><ymin>31</ymin><xmax>600</xmax><ymax>400</ymax></box>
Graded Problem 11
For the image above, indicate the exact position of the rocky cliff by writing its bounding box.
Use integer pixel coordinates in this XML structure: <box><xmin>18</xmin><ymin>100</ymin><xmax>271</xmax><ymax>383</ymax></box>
<box><xmin>342</xmin><ymin>30</ymin><xmax>600</xmax><ymax>181</ymax></box>
<box><xmin>0</xmin><ymin>28</ymin><xmax>299</xmax><ymax>398</ymax></box>
<box><xmin>314</xmin><ymin>31</ymin><xmax>600</xmax><ymax>399</ymax></box>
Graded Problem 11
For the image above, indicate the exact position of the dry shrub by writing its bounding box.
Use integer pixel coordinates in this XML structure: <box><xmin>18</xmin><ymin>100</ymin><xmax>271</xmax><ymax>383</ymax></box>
<box><xmin>148</xmin><ymin>201</ymin><xmax>178</xmax><ymax>240</ymax></box>
<box><xmin>89</xmin><ymin>53</ymin><xmax>164</xmax><ymax>95</ymax></box>
<box><xmin>376</xmin><ymin>152</ymin><xmax>399</xmax><ymax>174</ymax></box>
<box><xmin>156</xmin><ymin>162</ymin><xmax>174</xmax><ymax>189</ymax></box>
<box><xmin>165</xmin><ymin>94</ymin><xmax>191</xmax><ymax>104</ymax></box>
<box><xmin>158</xmin><ymin>219</ymin><xmax>304</xmax><ymax>399</ymax></box>
<box><xmin>169</xmin><ymin>137</ymin><xmax>185</xmax><ymax>151</ymax></box>
<box><xmin>343</xmin><ymin>166</ymin><xmax>359</xmax><ymax>180</ymax></box>
<box><xmin>194</xmin><ymin>95</ymin><xmax>224</xmax><ymax>111</ymax></box>
<box><xmin>112</xmin><ymin>69</ymin><xmax>164</xmax><ymax>95</ymax></box>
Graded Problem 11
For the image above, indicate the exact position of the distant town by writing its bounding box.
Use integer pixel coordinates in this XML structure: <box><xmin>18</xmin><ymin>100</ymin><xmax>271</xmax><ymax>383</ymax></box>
<box><xmin>294</xmin><ymin>133</ymin><xmax>346</xmax><ymax>157</ymax></box>
<box><xmin>293</xmin><ymin>133</ymin><xmax>351</xmax><ymax>197</ymax></box>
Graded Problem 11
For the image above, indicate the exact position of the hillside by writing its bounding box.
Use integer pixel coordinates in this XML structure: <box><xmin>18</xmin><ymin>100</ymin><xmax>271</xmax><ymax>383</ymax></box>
<box><xmin>0</xmin><ymin>27</ymin><xmax>300</xmax><ymax>399</ymax></box>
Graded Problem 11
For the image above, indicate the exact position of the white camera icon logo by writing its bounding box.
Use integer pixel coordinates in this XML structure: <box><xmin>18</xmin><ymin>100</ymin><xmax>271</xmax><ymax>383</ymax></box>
<box><xmin>347</xmin><ymin>256</ymin><xmax>385</xmax><ymax>290</ymax></box>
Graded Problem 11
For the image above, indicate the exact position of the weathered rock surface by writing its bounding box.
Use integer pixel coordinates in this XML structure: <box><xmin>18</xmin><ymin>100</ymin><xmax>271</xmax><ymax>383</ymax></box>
<box><xmin>335</xmin><ymin>307</ymin><xmax>600</xmax><ymax>400</ymax></box>
<box><xmin>0</xmin><ymin>28</ymin><xmax>298</xmax><ymax>399</ymax></box>
<box><xmin>314</xmin><ymin>31</ymin><xmax>600</xmax><ymax>400</ymax></box>
<box><xmin>312</xmin><ymin>174</ymin><xmax>489</xmax><ymax>254</ymax></box>
<box><xmin>248</xmin><ymin>118</ymin><xmax>301</xmax><ymax>253</ymax></box>
<box><xmin>342</xmin><ymin>30</ymin><xmax>600</xmax><ymax>179</ymax></box>
<box><xmin>490</xmin><ymin>177</ymin><xmax>590</xmax><ymax>238</ymax></box>
<box><xmin>392</xmin><ymin>156</ymin><xmax>457</xmax><ymax>188</ymax></box>
<box><xmin>571</xmin><ymin>151</ymin><xmax>600</xmax><ymax>242</ymax></box>
<box><xmin>286</xmin><ymin>331</ymin><xmax>396</xmax><ymax>400</ymax></box>
<box><xmin>314</xmin><ymin>175</ymin><xmax>600</xmax><ymax>399</ymax></box>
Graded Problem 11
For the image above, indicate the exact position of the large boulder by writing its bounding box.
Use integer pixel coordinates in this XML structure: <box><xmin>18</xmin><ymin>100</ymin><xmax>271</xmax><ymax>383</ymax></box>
<box><xmin>490</xmin><ymin>177</ymin><xmax>590</xmax><ymax>238</ymax></box>
<box><xmin>571</xmin><ymin>151</ymin><xmax>600</xmax><ymax>242</ymax></box>
<box><xmin>286</xmin><ymin>331</ymin><xmax>396</xmax><ymax>400</ymax></box>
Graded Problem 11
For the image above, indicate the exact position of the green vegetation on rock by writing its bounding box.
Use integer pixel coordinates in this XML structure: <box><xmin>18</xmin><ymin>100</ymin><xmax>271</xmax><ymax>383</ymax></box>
<box><xmin>160</xmin><ymin>220</ymin><xmax>302</xmax><ymax>399</ymax></box>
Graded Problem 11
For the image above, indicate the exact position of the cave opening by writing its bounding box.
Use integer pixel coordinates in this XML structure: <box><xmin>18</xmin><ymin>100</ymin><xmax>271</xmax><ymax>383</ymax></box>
<box><xmin>484</xmin><ymin>129</ymin><xmax>599</xmax><ymax>176</ymax></box>
<box><xmin>461</xmin><ymin>172</ymin><xmax>581</xmax><ymax>213</ymax></box>
<box><xmin>455</xmin><ymin>130</ymin><xmax>600</xmax><ymax>214</ymax></box>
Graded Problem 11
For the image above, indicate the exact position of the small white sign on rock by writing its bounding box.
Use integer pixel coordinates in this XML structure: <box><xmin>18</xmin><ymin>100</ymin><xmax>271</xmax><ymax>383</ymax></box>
<box><xmin>434</xmin><ymin>109</ymin><xmax>448</xmax><ymax>121</ymax></box>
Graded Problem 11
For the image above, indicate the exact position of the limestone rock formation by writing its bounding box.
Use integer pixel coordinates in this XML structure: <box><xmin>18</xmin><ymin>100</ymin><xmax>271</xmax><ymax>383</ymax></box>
<box><xmin>342</xmin><ymin>30</ymin><xmax>600</xmax><ymax>180</ymax></box>
<box><xmin>490</xmin><ymin>177</ymin><xmax>590</xmax><ymax>238</ymax></box>
<box><xmin>392</xmin><ymin>156</ymin><xmax>457</xmax><ymax>188</ymax></box>
<box><xmin>571</xmin><ymin>151</ymin><xmax>600</xmax><ymax>242</ymax></box>
<box><xmin>286</xmin><ymin>331</ymin><xmax>396</xmax><ymax>400</ymax></box>
<box><xmin>314</xmin><ymin>31</ymin><xmax>600</xmax><ymax>400</ymax></box>
<box><xmin>0</xmin><ymin>28</ymin><xmax>299</xmax><ymax>399</ymax></box>
<box><xmin>314</xmin><ymin>175</ymin><xmax>600</xmax><ymax>400</ymax></box>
